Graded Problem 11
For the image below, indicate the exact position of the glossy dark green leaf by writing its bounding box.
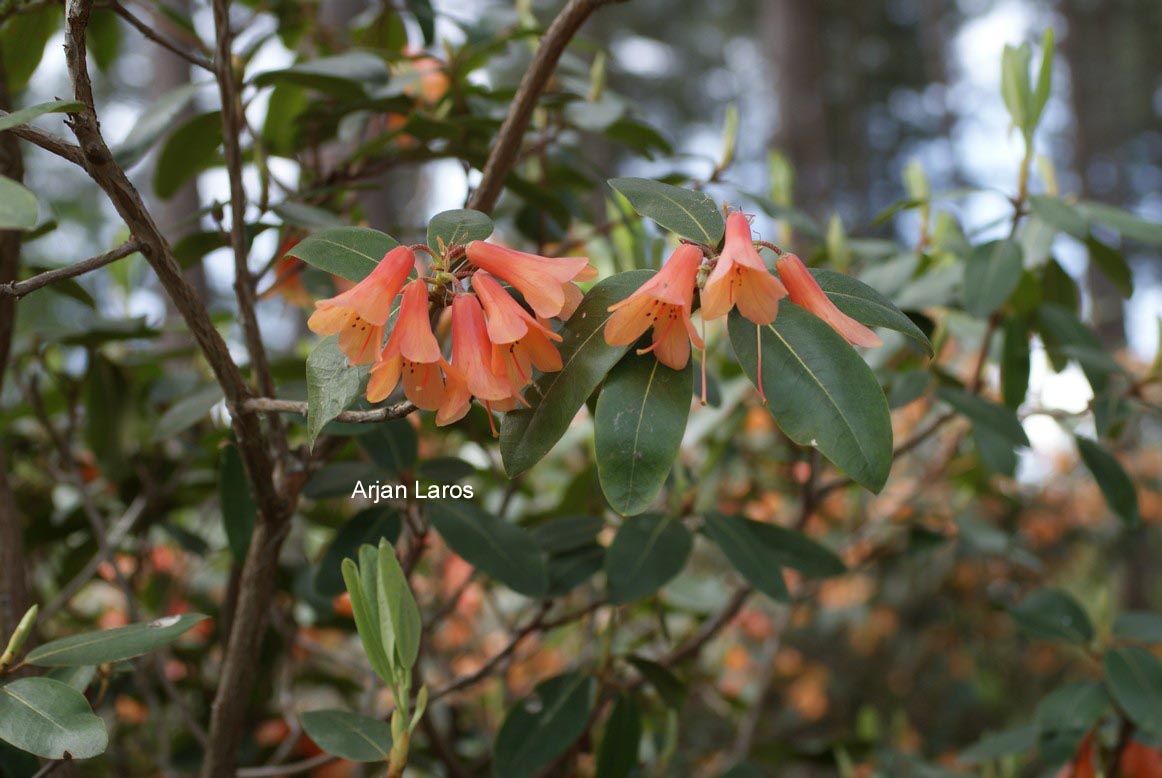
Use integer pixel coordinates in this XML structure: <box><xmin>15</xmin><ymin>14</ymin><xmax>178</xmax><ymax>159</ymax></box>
<box><xmin>493</xmin><ymin>673</ymin><xmax>594</xmax><ymax>778</ymax></box>
<box><xmin>1076</xmin><ymin>437</ymin><xmax>1140</xmax><ymax>526</ymax></box>
<box><xmin>533</xmin><ymin>515</ymin><xmax>604</xmax><ymax>555</ymax></box>
<box><xmin>605</xmin><ymin>513</ymin><xmax>692</xmax><ymax>603</ymax></box>
<box><xmin>0</xmin><ymin>100</ymin><xmax>85</xmax><ymax>133</ymax></box>
<box><xmin>1080</xmin><ymin>201</ymin><xmax>1162</xmax><ymax>246</ymax></box>
<box><xmin>546</xmin><ymin>544</ymin><xmax>605</xmax><ymax>596</ymax></box>
<box><xmin>596</xmin><ymin>351</ymin><xmax>691</xmax><ymax>516</ymax></box>
<box><xmin>1103</xmin><ymin>647</ymin><xmax>1162</xmax><ymax>737</ymax></box>
<box><xmin>253</xmin><ymin>51</ymin><xmax>390</xmax><ymax>97</ymax></box>
<box><xmin>811</xmin><ymin>269</ymin><xmax>933</xmax><ymax>355</ymax></box>
<box><xmin>273</xmin><ymin>201</ymin><xmax>345</xmax><ymax>230</ymax></box>
<box><xmin>1001</xmin><ymin>317</ymin><xmax>1031</xmax><ymax>409</ymax></box>
<box><xmin>359</xmin><ymin>419</ymin><xmax>417</xmax><ymax>475</ymax></box>
<box><xmin>963</xmin><ymin>239</ymin><xmax>1023</xmax><ymax>317</ymax></box>
<box><xmin>26</xmin><ymin>614</ymin><xmax>208</xmax><ymax>667</ymax></box>
<box><xmin>84</xmin><ymin>353</ymin><xmax>133</xmax><ymax>480</ymax></box>
<box><xmin>154</xmin><ymin>110</ymin><xmax>222</xmax><ymax>199</ymax></box>
<box><xmin>219</xmin><ymin>442</ymin><xmax>257</xmax><ymax>562</ymax></box>
<box><xmin>973</xmin><ymin>426</ymin><xmax>1018</xmax><ymax>477</ymax></box>
<box><xmin>300</xmin><ymin>709</ymin><xmax>391</xmax><ymax>762</ymax></box>
<box><xmin>314</xmin><ymin>507</ymin><xmax>401</xmax><ymax>598</ymax></box>
<box><xmin>936</xmin><ymin>386</ymin><xmax>1029</xmax><ymax>447</ymax></box>
<box><xmin>153</xmin><ymin>384</ymin><xmax>221</xmax><ymax>442</ymax></box>
<box><xmin>112</xmin><ymin>84</ymin><xmax>199</xmax><ymax>168</ymax></box>
<box><xmin>1036</xmin><ymin>303</ymin><xmax>1110</xmax><ymax>391</ymax></box>
<box><xmin>728</xmin><ymin>304</ymin><xmax>893</xmax><ymax>493</ymax></box>
<box><xmin>501</xmin><ymin>271</ymin><xmax>650</xmax><ymax>476</ymax></box>
<box><xmin>306</xmin><ymin>336</ymin><xmax>371</xmax><ymax>448</ymax></box>
<box><xmin>596</xmin><ymin>693</ymin><xmax>641</xmax><ymax>778</ymax></box>
<box><xmin>1028</xmin><ymin>195</ymin><xmax>1088</xmax><ymax>239</ymax></box>
<box><xmin>1086</xmin><ymin>236</ymin><xmax>1133</xmax><ymax>298</ymax></box>
<box><xmin>286</xmin><ymin>226</ymin><xmax>400</xmax><ymax>283</ymax></box>
<box><xmin>702</xmin><ymin>514</ymin><xmax>788</xmax><ymax>600</ymax></box>
<box><xmin>1009</xmin><ymin>588</ymin><xmax>1093</xmax><ymax>644</ymax></box>
<box><xmin>608</xmin><ymin>177</ymin><xmax>724</xmax><ymax>245</ymax></box>
<box><xmin>0</xmin><ymin>175</ymin><xmax>37</xmax><ymax>230</ymax></box>
<box><xmin>406</xmin><ymin>0</ymin><xmax>436</xmax><ymax>44</ymax></box>
<box><xmin>1034</xmin><ymin>682</ymin><xmax>1108</xmax><ymax>765</ymax></box>
<box><xmin>1041</xmin><ymin>259</ymin><xmax>1079</xmax><ymax>314</ymax></box>
<box><xmin>427</xmin><ymin>209</ymin><xmax>493</xmax><ymax>254</ymax></box>
<box><xmin>427</xmin><ymin>500</ymin><xmax>548</xmax><ymax>597</ymax></box>
<box><xmin>0</xmin><ymin>678</ymin><xmax>107</xmax><ymax>759</ymax></box>
<box><xmin>959</xmin><ymin>724</ymin><xmax>1036</xmax><ymax>764</ymax></box>
<box><xmin>1113</xmin><ymin>612</ymin><xmax>1162</xmax><ymax>643</ymax></box>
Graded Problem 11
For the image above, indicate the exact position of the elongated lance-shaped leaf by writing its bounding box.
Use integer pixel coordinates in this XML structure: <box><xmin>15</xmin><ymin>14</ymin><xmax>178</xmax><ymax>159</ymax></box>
<box><xmin>375</xmin><ymin>539</ymin><xmax>422</xmax><ymax>671</ymax></box>
<box><xmin>340</xmin><ymin>558</ymin><xmax>393</xmax><ymax>685</ymax></box>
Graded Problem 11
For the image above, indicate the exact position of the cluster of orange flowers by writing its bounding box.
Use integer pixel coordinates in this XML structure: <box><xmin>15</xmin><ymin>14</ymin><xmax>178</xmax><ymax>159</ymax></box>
<box><xmin>307</xmin><ymin>210</ymin><xmax>881</xmax><ymax>426</ymax></box>
<box><xmin>307</xmin><ymin>242</ymin><xmax>593</xmax><ymax>427</ymax></box>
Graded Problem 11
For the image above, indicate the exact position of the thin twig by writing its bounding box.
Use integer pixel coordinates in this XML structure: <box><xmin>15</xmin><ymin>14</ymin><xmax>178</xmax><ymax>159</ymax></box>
<box><xmin>0</xmin><ymin>110</ymin><xmax>86</xmax><ymax>165</ymax></box>
<box><xmin>0</xmin><ymin>239</ymin><xmax>140</xmax><ymax>299</ymax></box>
<box><xmin>107</xmin><ymin>0</ymin><xmax>214</xmax><ymax>72</ymax></box>
<box><xmin>243</xmin><ymin>397</ymin><xmax>416</xmax><ymax>423</ymax></box>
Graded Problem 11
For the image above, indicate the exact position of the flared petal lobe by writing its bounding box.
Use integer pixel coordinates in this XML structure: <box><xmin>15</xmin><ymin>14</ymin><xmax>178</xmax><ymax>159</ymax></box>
<box><xmin>449</xmin><ymin>294</ymin><xmax>513</xmax><ymax>401</ymax></box>
<box><xmin>700</xmin><ymin>212</ymin><xmax>786</xmax><ymax>324</ymax></box>
<box><xmin>775</xmin><ymin>254</ymin><xmax>882</xmax><ymax>348</ymax></box>
<box><xmin>465</xmin><ymin>241</ymin><xmax>593</xmax><ymax>319</ymax></box>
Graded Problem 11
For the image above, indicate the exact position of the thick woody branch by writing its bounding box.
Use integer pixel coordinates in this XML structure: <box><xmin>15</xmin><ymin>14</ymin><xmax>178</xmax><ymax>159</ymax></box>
<box><xmin>0</xmin><ymin>239</ymin><xmax>140</xmax><ymax>299</ymax></box>
<box><xmin>467</xmin><ymin>0</ymin><xmax>621</xmax><ymax>213</ymax></box>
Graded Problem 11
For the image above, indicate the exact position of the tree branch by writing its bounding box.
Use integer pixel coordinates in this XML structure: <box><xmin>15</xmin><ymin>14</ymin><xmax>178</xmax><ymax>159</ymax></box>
<box><xmin>106</xmin><ymin>0</ymin><xmax>214</xmax><ymax>72</ymax></box>
<box><xmin>0</xmin><ymin>239</ymin><xmax>140</xmax><ymax>300</ymax></box>
<box><xmin>243</xmin><ymin>397</ymin><xmax>416</xmax><ymax>423</ymax></box>
<box><xmin>0</xmin><ymin>110</ymin><xmax>86</xmax><ymax>166</ymax></box>
<box><xmin>467</xmin><ymin>0</ymin><xmax>621</xmax><ymax>213</ymax></box>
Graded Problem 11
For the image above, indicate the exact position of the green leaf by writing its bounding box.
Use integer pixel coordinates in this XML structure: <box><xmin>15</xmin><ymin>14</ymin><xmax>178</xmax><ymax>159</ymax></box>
<box><xmin>974</xmin><ymin>426</ymin><xmax>1018</xmax><ymax>477</ymax></box>
<box><xmin>1086</xmin><ymin>236</ymin><xmax>1133</xmax><ymax>298</ymax></box>
<box><xmin>153</xmin><ymin>384</ymin><xmax>221</xmax><ymax>442</ymax></box>
<box><xmin>314</xmin><ymin>507</ymin><xmax>402</xmax><ymax>598</ymax></box>
<box><xmin>112</xmin><ymin>84</ymin><xmax>199</xmax><ymax>168</ymax></box>
<box><xmin>427</xmin><ymin>500</ymin><xmax>548</xmax><ymax>597</ymax></box>
<box><xmin>273</xmin><ymin>201</ymin><xmax>345</xmax><ymax>230</ymax></box>
<box><xmin>702</xmin><ymin>513</ymin><xmax>844</xmax><ymax>602</ymax></box>
<box><xmin>1009</xmin><ymin>588</ymin><xmax>1094</xmax><ymax>644</ymax></box>
<box><xmin>1001</xmin><ymin>317</ymin><xmax>1031</xmax><ymax>409</ymax></box>
<box><xmin>1036</xmin><ymin>303</ymin><xmax>1110</xmax><ymax>390</ymax></box>
<box><xmin>1080</xmin><ymin>201</ymin><xmax>1162</xmax><ymax>246</ymax></box>
<box><xmin>1035</xmin><ymin>682</ymin><xmax>1108</xmax><ymax>765</ymax></box>
<box><xmin>963</xmin><ymin>239</ymin><xmax>1024</xmax><ymax>318</ymax></box>
<box><xmin>219</xmin><ymin>442</ymin><xmax>257</xmax><ymax>563</ymax></box>
<box><xmin>340</xmin><ymin>557</ymin><xmax>392</xmax><ymax>684</ymax></box>
<box><xmin>728</xmin><ymin>304</ymin><xmax>893</xmax><ymax>493</ymax></box>
<box><xmin>1103</xmin><ymin>647</ymin><xmax>1162</xmax><ymax>737</ymax></box>
<box><xmin>154</xmin><ymin>110</ymin><xmax>222</xmax><ymax>199</ymax></box>
<box><xmin>532</xmin><ymin>515</ymin><xmax>604</xmax><ymax>555</ymax></box>
<box><xmin>596</xmin><ymin>694</ymin><xmax>641</xmax><ymax>778</ymax></box>
<box><xmin>1113</xmin><ymin>612</ymin><xmax>1162</xmax><ymax>643</ymax></box>
<box><xmin>1028</xmin><ymin>195</ymin><xmax>1087</xmax><ymax>240</ymax></box>
<box><xmin>1075</xmin><ymin>437</ymin><xmax>1140</xmax><ymax>527</ymax></box>
<box><xmin>595</xmin><ymin>351</ymin><xmax>691</xmax><ymax>516</ymax></box>
<box><xmin>493</xmin><ymin>673</ymin><xmax>594</xmax><ymax>778</ymax></box>
<box><xmin>84</xmin><ymin>354</ymin><xmax>133</xmax><ymax>480</ymax></box>
<box><xmin>608</xmin><ymin>177</ymin><xmax>725</xmax><ymax>245</ymax></box>
<box><xmin>959</xmin><ymin>725</ymin><xmax>1036</xmax><ymax>764</ymax></box>
<box><xmin>0</xmin><ymin>4</ymin><xmax>62</xmax><ymax>92</ymax></box>
<box><xmin>0</xmin><ymin>678</ymin><xmax>107</xmax><ymax>759</ymax></box>
<box><xmin>253</xmin><ymin>51</ymin><xmax>391</xmax><ymax>97</ymax></box>
<box><xmin>604</xmin><ymin>513</ymin><xmax>692</xmax><ymax>604</ymax></box>
<box><xmin>25</xmin><ymin>614</ymin><xmax>208</xmax><ymax>667</ymax></box>
<box><xmin>1000</xmin><ymin>43</ymin><xmax>1032</xmax><ymax>135</ymax></box>
<box><xmin>300</xmin><ymin>710</ymin><xmax>391</xmax><ymax>762</ymax></box>
<box><xmin>286</xmin><ymin>226</ymin><xmax>400</xmax><ymax>283</ymax></box>
<box><xmin>359</xmin><ymin>419</ymin><xmax>418</xmax><ymax>474</ymax></box>
<box><xmin>500</xmin><ymin>271</ymin><xmax>651</xmax><ymax>476</ymax></box>
<box><xmin>375</xmin><ymin>539</ymin><xmax>421</xmax><ymax>671</ymax></box>
<box><xmin>811</xmin><ymin>269</ymin><xmax>933</xmax><ymax>355</ymax></box>
<box><xmin>0</xmin><ymin>100</ymin><xmax>85</xmax><ymax>133</ymax></box>
<box><xmin>626</xmin><ymin>656</ymin><xmax>686</xmax><ymax>708</ymax></box>
<box><xmin>546</xmin><ymin>544</ymin><xmax>605</xmax><ymax>596</ymax></box>
<box><xmin>1030</xmin><ymin>29</ymin><xmax>1055</xmax><ymax>129</ymax></box>
<box><xmin>0</xmin><ymin>175</ymin><xmax>38</xmax><ymax>230</ymax></box>
<box><xmin>306</xmin><ymin>336</ymin><xmax>371</xmax><ymax>448</ymax></box>
<box><xmin>936</xmin><ymin>386</ymin><xmax>1029</xmax><ymax>447</ymax></box>
<box><xmin>427</xmin><ymin>209</ymin><xmax>493</xmax><ymax>254</ymax></box>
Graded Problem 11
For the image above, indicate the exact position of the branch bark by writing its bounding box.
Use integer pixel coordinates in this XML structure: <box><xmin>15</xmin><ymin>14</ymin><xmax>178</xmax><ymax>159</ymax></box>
<box><xmin>0</xmin><ymin>110</ymin><xmax>86</xmax><ymax>166</ymax></box>
<box><xmin>0</xmin><ymin>239</ymin><xmax>140</xmax><ymax>300</ymax></box>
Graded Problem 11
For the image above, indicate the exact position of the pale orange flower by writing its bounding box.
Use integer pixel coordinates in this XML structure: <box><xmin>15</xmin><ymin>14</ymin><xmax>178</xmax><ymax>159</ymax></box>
<box><xmin>436</xmin><ymin>294</ymin><xmax>514</xmax><ymax>427</ymax></box>
<box><xmin>472</xmin><ymin>271</ymin><xmax>563</xmax><ymax>390</ymax></box>
<box><xmin>701</xmin><ymin>211</ymin><xmax>787</xmax><ymax>324</ymax></box>
<box><xmin>775</xmin><ymin>253</ymin><xmax>882</xmax><ymax>348</ymax></box>
<box><xmin>465</xmin><ymin>241</ymin><xmax>594</xmax><ymax>319</ymax></box>
<box><xmin>366</xmin><ymin>279</ymin><xmax>443</xmax><ymax>409</ymax></box>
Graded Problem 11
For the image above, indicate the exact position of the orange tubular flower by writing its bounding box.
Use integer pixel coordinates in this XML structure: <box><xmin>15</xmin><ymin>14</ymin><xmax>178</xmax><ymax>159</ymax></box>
<box><xmin>472</xmin><ymin>271</ymin><xmax>564</xmax><ymax>388</ymax></box>
<box><xmin>436</xmin><ymin>294</ymin><xmax>515</xmax><ymax>428</ymax></box>
<box><xmin>366</xmin><ymin>279</ymin><xmax>443</xmax><ymax>409</ymax></box>
<box><xmin>604</xmin><ymin>243</ymin><xmax>705</xmax><ymax>370</ymax></box>
<box><xmin>465</xmin><ymin>241</ymin><xmax>595</xmax><ymax>319</ymax></box>
<box><xmin>775</xmin><ymin>253</ymin><xmax>882</xmax><ymax>348</ymax></box>
<box><xmin>700</xmin><ymin>212</ymin><xmax>787</xmax><ymax>325</ymax></box>
<box><xmin>307</xmin><ymin>246</ymin><xmax>415</xmax><ymax>364</ymax></box>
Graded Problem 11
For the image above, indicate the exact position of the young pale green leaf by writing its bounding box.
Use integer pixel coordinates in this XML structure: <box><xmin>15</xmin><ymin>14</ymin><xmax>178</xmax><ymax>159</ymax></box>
<box><xmin>1030</xmin><ymin>28</ymin><xmax>1055</xmax><ymax>130</ymax></box>
<box><xmin>605</xmin><ymin>513</ymin><xmax>692</xmax><ymax>604</ymax></box>
<box><xmin>306</xmin><ymin>336</ymin><xmax>370</xmax><ymax>448</ymax></box>
<box><xmin>500</xmin><ymin>270</ymin><xmax>651</xmax><ymax>476</ymax></box>
<box><xmin>596</xmin><ymin>351</ymin><xmax>692</xmax><ymax>516</ymax></box>
<box><xmin>0</xmin><ymin>678</ymin><xmax>107</xmax><ymax>759</ymax></box>
<box><xmin>1009</xmin><ymin>588</ymin><xmax>1094</xmax><ymax>645</ymax></box>
<box><xmin>936</xmin><ymin>386</ymin><xmax>1030</xmax><ymax>447</ymax></box>
<box><xmin>25</xmin><ymin>614</ymin><xmax>207</xmax><ymax>667</ymax></box>
<box><xmin>1079</xmin><ymin>201</ymin><xmax>1162</xmax><ymax>246</ymax></box>
<box><xmin>340</xmin><ymin>558</ymin><xmax>393</xmax><ymax>684</ymax></box>
<box><xmin>219</xmin><ymin>442</ymin><xmax>257</xmax><ymax>562</ymax></box>
<box><xmin>493</xmin><ymin>673</ymin><xmax>594</xmax><ymax>778</ymax></box>
<box><xmin>1086</xmin><ymin>236</ymin><xmax>1133</xmax><ymax>298</ymax></box>
<box><xmin>253</xmin><ymin>51</ymin><xmax>390</xmax><ymax>97</ymax></box>
<box><xmin>300</xmin><ymin>710</ymin><xmax>392</xmax><ymax>762</ymax></box>
<box><xmin>963</xmin><ymin>239</ymin><xmax>1024</xmax><ymax>318</ymax></box>
<box><xmin>1112</xmin><ymin>612</ymin><xmax>1162</xmax><ymax>643</ymax></box>
<box><xmin>154</xmin><ymin>110</ymin><xmax>222</xmax><ymax>199</ymax></box>
<box><xmin>1075</xmin><ymin>437</ymin><xmax>1140</xmax><ymax>526</ymax></box>
<box><xmin>1103</xmin><ymin>647</ymin><xmax>1162</xmax><ymax>737</ymax></box>
<box><xmin>314</xmin><ymin>507</ymin><xmax>402</xmax><ymax>598</ymax></box>
<box><xmin>375</xmin><ymin>539</ymin><xmax>421</xmax><ymax>671</ymax></box>
<box><xmin>608</xmin><ymin>177</ymin><xmax>725</xmax><ymax>245</ymax></box>
<box><xmin>426</xmin><ymin>500</ymin><xmax>548</xmax><ymax>597</ymax></box>
<box><xmin>112</xmin><ymin>84</ymin><xmax>199</xmax><ymax>168</ymax></box>
<box><xmin>596</xmin><ymin>693</ymin><xmax>642</xmax><ymax>778</ymax></box>
<box><xmin>810</xmin><ymin>269</ymin><xmax>933</xmax><ymax>355</ymax></box>
<box><xmin>1028</xmin><ymin>195</ymin><xmax>1088</xmax><ymax>240</ymax></box>
<box><xmin>1000</xmin><ymin>43</ymin><xmax>1032</xmax><ymax>135</ymax></box>
<box><xmin>0</xmin><ymin>100</ymin><xmax>84</xmax><ymax>133</ymax></box>
<box><xmin>1001</xmin><ymin>317</ymin><xmax>1031</xmax><ymax>409</ymax></box>
<box><xmin>427</xmin><ymin>209</ymin><xmax>493</xmax><ymax>254</ymax></box>
<box><xmin>286</xmin><ymin>226</ymin><xmax>400</xmax><ymax>283</ymax></box>
<box><xmin>728</xmin><ymin>304</ymin><xmax>894</xmax><ymax>493</ymax></box>
<box><xmin>0</xmin><ymin>175</ymin><xmax>38</xmax><ymax>231</ymax></box>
